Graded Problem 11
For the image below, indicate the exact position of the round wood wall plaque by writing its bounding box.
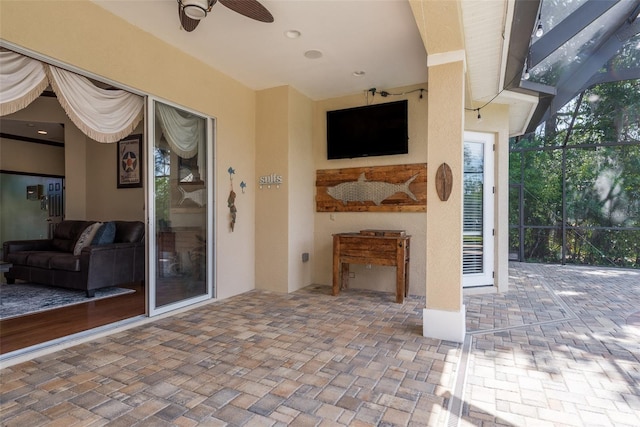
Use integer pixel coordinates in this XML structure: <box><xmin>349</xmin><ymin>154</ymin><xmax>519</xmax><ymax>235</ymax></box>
<box><xmin>435</xmin><ymin>163</ymin><xmax>453</xmax><ymax>201</ymax></box>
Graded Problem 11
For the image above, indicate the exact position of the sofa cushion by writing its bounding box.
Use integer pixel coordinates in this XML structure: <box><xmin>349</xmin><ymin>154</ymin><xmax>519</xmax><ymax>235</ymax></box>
<box><xmin>6</xmin><ymin>251</ymin><xmax>30</xmax><ymax>265</ymax></box>
<box><xmin>15</xmin><ymin>251</ymin><xmax>81</xmax><ymax>272</ymax></box>
<box><xmin>73</xmin><ymin>222</ymin><xmax>103</xmax><ymax>255</ymax></box>
<box><xmin>92</xmin><ymin>222</ymin><xmax>116</xmax><ymax>245</ymax></box>
<box><xmin>52</xmin><ymin>221</ymin><xmax>94</xmax><ymax>253</ymax></box>
<box><xmin>49</xmin><ymin>254</ymin><xmax>81</xmax><ymax>272</ymax></box>
<box><xmin>114</xmin><ymin>221</ymin><xmax>145</xmax><ymax>243</ymax></box>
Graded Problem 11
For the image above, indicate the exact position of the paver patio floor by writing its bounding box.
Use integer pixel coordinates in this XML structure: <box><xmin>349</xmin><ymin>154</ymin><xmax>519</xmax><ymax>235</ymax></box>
<box><xmin>1</xmin><ymin>262</ymin><xmax>638</xmax><ymax>426</ymax></box>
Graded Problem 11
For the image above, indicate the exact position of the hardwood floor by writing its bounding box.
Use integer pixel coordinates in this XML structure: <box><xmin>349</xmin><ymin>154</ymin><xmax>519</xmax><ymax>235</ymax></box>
<box><xmin>0</xmin><ymin>282</ymin><xmax>145</xmax><ymax>355</ymax></box>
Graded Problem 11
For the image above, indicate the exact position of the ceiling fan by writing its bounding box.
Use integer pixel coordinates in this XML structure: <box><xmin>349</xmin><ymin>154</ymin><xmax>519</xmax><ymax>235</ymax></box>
<box><xmin>178</xmin><ymin>0</ymin><xmax>274</xmax><ymax>32</ymax></box>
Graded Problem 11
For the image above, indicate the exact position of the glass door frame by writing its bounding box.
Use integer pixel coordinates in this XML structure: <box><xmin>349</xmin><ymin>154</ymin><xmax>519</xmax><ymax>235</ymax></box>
<box><xmin>462</xmin><ymin>131</ymin><xmax>495</xmax><ymax>288</ymax></box>
<box><xmin>146</xmin><ymin>97</ymin><xmax>216</xmax><ymax>316</ymax></box>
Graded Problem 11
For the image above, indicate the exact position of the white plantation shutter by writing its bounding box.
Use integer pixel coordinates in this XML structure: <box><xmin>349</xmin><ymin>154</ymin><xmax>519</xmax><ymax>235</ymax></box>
<box><xmin>463</xmin><ymin>142</ymin><xmax>485</xmax><ymax>274</ymax></box>
<box><xmin>462</xmin><ymin>133</ymin><xmax>494</xmax><ymax>288</ymax></box>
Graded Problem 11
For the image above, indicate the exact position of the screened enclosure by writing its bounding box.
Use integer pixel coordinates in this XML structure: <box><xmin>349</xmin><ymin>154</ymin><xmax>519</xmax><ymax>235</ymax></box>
<box><xmin>506</xmin><ymin>0</ymin><xmax>639</xmax><ymax>268</ymax></box>
<box><xmin>509</xmin><ymin>80</ymin><xmax>640</xmax><ymax>268</ymax></box>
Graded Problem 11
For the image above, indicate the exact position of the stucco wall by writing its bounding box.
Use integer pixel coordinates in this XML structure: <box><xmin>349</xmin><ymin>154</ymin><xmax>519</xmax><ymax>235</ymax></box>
<box><xmin>425</xmin><ymin>60</ymin><xmax>464</xmax><ymax>311</ymax></box>
<box><xmin>287</xmin><ymin>88</ymin><xmax>314</xmax><ymax>293</ymax></box>
<box><xmin>255</xmin><ymin>86</ymin><xmax>314</xmax><ymax>294</ymax></box>
<box><xmin>255</xmin><ymin>87</ymin><xmax>290</xmax><ymax>292</ymax></box>
<box><xmin>312</xmin><ymin>83</ymin><xmax>429</xmax><ymax>296</ymax></box>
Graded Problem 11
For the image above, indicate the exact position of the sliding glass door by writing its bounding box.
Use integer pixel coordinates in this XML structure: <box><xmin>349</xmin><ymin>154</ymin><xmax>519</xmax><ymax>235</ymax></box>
<box><xmin>463</xmin><ymin>131</ymin><xmax>494</xmax><ymax>287</ymax></box>
<box><xmin>148</xmin><ymin>100</ymin><xmax>214</xmax><ymax>314</ymax></box>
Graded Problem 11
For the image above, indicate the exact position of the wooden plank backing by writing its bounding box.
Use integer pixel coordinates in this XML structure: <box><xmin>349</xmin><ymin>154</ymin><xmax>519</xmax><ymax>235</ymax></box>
<box><xmin>316</xmin><ymin>163</ymin><xmax>427</xmax><ymax>212</ymax></box>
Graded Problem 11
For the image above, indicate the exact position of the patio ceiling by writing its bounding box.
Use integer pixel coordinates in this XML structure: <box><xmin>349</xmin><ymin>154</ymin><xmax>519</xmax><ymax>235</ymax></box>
<box><xmin>504</xmin><ymin>0</ymin><xmax>640</xmax><ymax>134</ymax></box>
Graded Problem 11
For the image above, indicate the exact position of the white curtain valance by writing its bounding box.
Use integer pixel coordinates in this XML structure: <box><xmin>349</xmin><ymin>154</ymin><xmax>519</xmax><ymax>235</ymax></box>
<box><xmin>46</xmin><ymin>65</ymin><xmax>144</xmax><ymax>143</ymax></box>
<box><xmin>155</xmin><ymin>102</ymin><xmax>204</xmax><ymax>158</ymax></box>
<box><xmin>0</xmin><ymin>49</ymin><xmax>144</xmax><ymax>143</ymax></box>
<box><xmin>0</xmin><ymin>49</ymin><xmax>48</xmax><ymax>116</ymax></box>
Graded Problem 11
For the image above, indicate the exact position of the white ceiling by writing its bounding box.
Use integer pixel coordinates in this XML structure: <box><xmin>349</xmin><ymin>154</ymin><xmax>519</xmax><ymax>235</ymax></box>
<box><xmin>93</xmin><ymin>0</ymin><xmax>429</xmax><ymax>101</ymax></box>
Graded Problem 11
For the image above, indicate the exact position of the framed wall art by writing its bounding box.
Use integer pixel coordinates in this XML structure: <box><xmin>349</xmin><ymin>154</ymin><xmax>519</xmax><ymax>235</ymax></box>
<box><xmin>117</xmin><ymin>134</ymin><xmax>143</xmax><ymax>188</ymax></box>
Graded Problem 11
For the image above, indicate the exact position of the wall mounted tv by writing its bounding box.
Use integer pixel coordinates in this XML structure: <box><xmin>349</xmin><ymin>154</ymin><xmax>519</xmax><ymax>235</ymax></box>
<box><xmin>326</xmin><ymin>99</ymin><xmax>408</xmax><ymax>160</ymax></box>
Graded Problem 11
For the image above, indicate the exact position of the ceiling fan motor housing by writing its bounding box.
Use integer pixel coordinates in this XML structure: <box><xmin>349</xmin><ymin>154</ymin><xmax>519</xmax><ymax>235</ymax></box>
<box><xmin>182</xmin><ymin>0</ymin><xmax>212</xmax><ymax>20</ymax></box>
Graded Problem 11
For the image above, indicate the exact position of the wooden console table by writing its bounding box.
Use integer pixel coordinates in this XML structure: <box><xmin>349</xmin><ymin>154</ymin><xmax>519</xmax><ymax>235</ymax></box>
<box><xmin>332</xmin><ymin>230</ymin><xmax>410</xmax><ymax>303</ymax></box>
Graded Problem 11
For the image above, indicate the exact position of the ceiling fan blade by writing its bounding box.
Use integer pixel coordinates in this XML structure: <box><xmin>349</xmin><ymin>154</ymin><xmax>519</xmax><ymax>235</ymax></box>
<box><xmin>178</xmin><ymin>4</ymin><xmax>201</xmax><ymax>32</ymax></box>
<box><xmin>219</xmin><ymin>0</ymin><xmax>274</xmax><ymax>23</ymax></box>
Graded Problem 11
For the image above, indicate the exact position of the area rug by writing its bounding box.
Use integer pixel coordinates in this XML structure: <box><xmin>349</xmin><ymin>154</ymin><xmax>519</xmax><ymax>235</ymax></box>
<box><xmin>0</xmin><ymin>283</ymin><xmax>134</xmax><ymax>320</ymax></box>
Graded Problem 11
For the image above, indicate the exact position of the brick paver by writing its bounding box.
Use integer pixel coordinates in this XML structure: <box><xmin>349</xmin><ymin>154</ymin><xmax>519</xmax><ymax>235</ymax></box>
<box><xmin>461</xmin><ymin>263</ymin><xmax>640</xmax><ymax>427</ymax></box>
<box><xmin>1</xmin><ymin>285</ymin><xmax>456</xmax><ymax>426</ymax></box>
<box><xmin>1</xmin><ymin>263</ymin><xmax>638</xmax><ymax>426</ymax></box>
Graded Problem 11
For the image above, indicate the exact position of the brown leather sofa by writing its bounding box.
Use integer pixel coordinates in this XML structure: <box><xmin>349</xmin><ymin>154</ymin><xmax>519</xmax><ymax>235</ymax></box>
<box><xmin>3</xmin><ymin>220</ymin><xmax>145</xmax><ymax>297</ymax></box>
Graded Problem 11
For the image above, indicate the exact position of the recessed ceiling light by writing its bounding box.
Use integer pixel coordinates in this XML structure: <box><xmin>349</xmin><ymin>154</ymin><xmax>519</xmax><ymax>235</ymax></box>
<box><xmin>37</xmin><ymin>130</ymin><xmax>48</xmax><ymax>135</ymax></box>
<box><xmin>304</xmin><ymin>50</ymin><xmax>323</xmax><ymax>59</ymax></box>
<box><xmin>353</xmin><ymin>71</ymin><xmax>366</xmax><ymax>77</ymax></box>
<box><xmin>284</xmin><ymin>30</ymin><xmax>301</xmax><ymax>39</ymax></box>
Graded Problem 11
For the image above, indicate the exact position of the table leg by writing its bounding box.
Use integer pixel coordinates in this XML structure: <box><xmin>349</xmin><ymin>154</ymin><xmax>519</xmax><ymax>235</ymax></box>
<box><xmin>405</xmin><ymin>243</ymin><xmax>410</xmax><ymax>297</ymax></box>
<box><xmin>341</xmin><ymin>263</ymin><xmax>350</xmax><ymax>291</ymax></box>
<box><xmin>404</xmin><ymin>259</ymin><xmax>410</xmax><ymax>298</ymax></box>
<box><xmin>332</xmin><ymin>236</ymin><xmax>339</xmax><ymax>295</ymax></box>
<box><xmin>396</xmin><ymin>244</ymin><xmax>405</xmax><ymax>304</ymax></box>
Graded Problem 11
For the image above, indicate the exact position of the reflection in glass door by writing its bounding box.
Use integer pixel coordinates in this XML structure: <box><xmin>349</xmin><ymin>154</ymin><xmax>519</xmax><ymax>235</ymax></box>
<box><xmin>149</xmin><ymin>100</ymin><xmax>213</xmax><ymax>313</ymax></box>
<box><xmin>463</xmin><ymin>131</ymin><xmax>494</xmax><ymax>287</ymax></box>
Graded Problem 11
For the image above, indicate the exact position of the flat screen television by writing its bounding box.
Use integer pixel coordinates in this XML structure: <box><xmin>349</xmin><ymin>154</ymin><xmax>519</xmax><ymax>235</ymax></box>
<box><xmin>326</xmin><ymin>100</ymin><xmax>408</xmax><ymax>160</ymax></box>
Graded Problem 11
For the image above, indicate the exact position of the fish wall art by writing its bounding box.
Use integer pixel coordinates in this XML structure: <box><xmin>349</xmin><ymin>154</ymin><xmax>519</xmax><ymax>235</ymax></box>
<box><xmin>316</xmin><ymin>163</ymin><xmax>427</xmax><ymax>212</ymax></box>
<box><xmin>327</xmin><ymin>173</ymin><xmax>418</xmax><ymax>205</ymax></box>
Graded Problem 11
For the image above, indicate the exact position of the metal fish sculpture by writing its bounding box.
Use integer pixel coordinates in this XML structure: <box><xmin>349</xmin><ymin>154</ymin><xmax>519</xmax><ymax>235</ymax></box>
<box><xmin>327</xmin><ymin>173</ymin><xmax>418</xmax><ymax>205</ymax></box>
<box><xmin>178</xmin><ymin>185</ymin><xmax>206</xmax><ymax>207</ymax></box>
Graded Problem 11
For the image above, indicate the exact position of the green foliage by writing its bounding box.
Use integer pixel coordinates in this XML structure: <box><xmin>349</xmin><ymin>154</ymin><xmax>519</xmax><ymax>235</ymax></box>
<box><xmin>154</xmin><ymin>147</ymin><xmax>171</xmax><ymax>225</ymax></box>
<box><xmin>510</xmin><ymin>80</ymin><xmax>640</xmax><ymax>268</ymax></box>
<box><xmin>155</xmin><ymin>176</ymin><xmax>170</xmax><ymax>224</ymax></box>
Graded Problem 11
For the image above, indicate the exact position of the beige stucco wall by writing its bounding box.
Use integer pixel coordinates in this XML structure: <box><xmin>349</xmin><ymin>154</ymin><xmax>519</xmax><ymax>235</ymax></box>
<box><xmin>287</xmin><ymin>88</ymin><xmax>314</xmax><ymax>293</ymax></box>
<box><xmin>0</xmin><ymin>0</ymin><xmax>257</xmax><ymax>300</ymax></box>
<box><xmin>426</xmin><ymin>60</ymin><xmax>465</xmax><ymax>311</ymax></box>
<box><xmin>255</xmin><ymin>87</ymin><xmax>290</xmax><ymax>292</ymax></box>
<box><xmin>312</xmin><ymin>84</ymin><xmax>429</xmax><ymax>296</ymax></box>
<box><xmin>255</xmin><ymin>86</ymin><xmax>314</xmax><ymax>294</ymax></box>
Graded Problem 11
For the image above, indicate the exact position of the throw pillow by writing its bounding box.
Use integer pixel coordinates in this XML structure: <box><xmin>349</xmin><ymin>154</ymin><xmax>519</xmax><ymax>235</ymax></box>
<box><xmin>73</xmin><ymin>222</ymin><xmax>103</xmax><ymax>255</ymax></box>
<box><xmin>91</xmin><ymin>221</ymin><xmax>116</xmax><ymax>245</ymax></box>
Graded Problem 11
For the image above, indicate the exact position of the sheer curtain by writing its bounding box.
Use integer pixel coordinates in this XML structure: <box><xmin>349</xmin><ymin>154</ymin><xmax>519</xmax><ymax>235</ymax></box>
<box><xmin>155</xmin><ymin>102</ymin><xmax>205</xmax><ymax>178</ymax></box>
<box><xmin>0</xmin><ymin>49</ymin><xmax>143</xmax><ymax>143</ymax></box>
<box><xmin>0</xmin><ymin>49</ymin><xmax>48</xmax><ymax>116</ymax></box>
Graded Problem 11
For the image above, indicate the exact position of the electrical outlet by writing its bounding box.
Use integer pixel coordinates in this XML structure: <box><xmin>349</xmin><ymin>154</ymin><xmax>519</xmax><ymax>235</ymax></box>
<box><xmin>349</xmin><ymin>272</ymin><xmax>355</xmax><ymax>278</ymax></box>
